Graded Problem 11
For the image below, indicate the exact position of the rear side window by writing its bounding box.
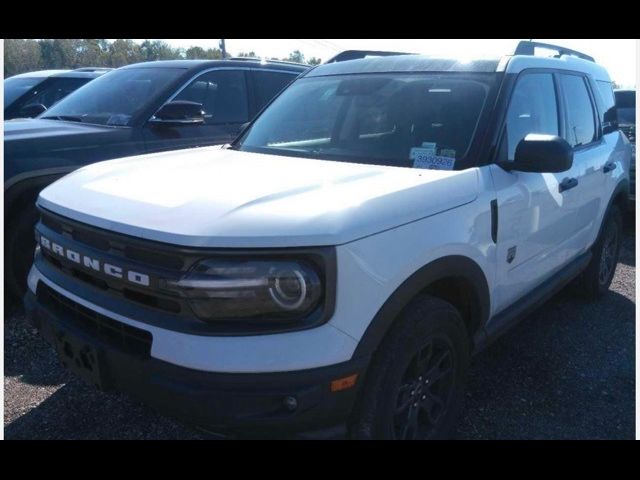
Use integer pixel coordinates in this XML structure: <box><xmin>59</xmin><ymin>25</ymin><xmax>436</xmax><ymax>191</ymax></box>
<box><xmin>175</xmin><ymin>70</ymin><xmax>249</xmax><ymax>124</ymax></box>
<box><xmin>560</xmin><ymin>74</ymin><xmax>596</xmax><ymax>147</ymax></box>
<box><xmin>253</xmin><ymin>71</ymin><xmax>297</xmax><ymax>111</ymax></box>
<box><xmin>595</xmin><ymin>80</ymin><xmax>617</xmax><ymax>128</ymax></box>
<box><xmin>501</xmin><ymin>73</ymin><xmax>559</xmax><ymax>161</ymax></box>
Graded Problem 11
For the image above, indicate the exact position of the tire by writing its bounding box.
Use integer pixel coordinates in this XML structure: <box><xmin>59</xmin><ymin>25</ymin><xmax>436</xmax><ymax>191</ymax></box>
<box><xmin>4</xmin><ymin>205</ymin><xmax>40</xmax><ymax>303</ymax></box>
<box><xmin>578</xmin><ymin>205</ymin><xmax>622</xmax><ymax>299</ymax></box>
<box><xmin>349</xmin><ymin>295</ymin><xmax>469</xmax><ymax>440</ymax></box>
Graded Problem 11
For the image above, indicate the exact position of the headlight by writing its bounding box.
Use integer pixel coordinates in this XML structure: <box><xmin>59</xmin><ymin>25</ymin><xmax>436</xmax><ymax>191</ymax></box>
<box><xmin>161</xmin><ymin>259</ymin><xmax>323</xmax><ymax>322</ymax></box>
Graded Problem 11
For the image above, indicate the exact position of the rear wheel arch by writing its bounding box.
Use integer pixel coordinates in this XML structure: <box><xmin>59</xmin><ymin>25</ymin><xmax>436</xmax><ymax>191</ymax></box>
<box><xmin>353</xmin><ymin>255</ymin><xmax>491</xmax><ymax>359</ymax></box>
<box><xmin>595</xmin><ymin>179</ymin><xmax>629</xmax><ymax>244</ymax></box>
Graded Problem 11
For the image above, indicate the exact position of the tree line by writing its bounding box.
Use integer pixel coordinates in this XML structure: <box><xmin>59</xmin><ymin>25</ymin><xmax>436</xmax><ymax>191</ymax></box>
<box><xmin>4</xmin><ymin>39</ymin><xmax>322</xmax><ymax>78</ymax></box>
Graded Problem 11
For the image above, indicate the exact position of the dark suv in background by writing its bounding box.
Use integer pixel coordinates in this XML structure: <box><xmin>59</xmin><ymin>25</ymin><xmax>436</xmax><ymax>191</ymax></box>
<box><xmin>615</xmin><ymin>89</ymin><xmax>636</xmax><ymax>207</ymax></box>
<box><xmin>4</xmin><ymin>58</ymin><xmax>307</xmax><ymax>301</ymax></box>
<box><xmin>4</xmin><ymin>68</ymin><xmax>111</xmax><ymax>120</ymax></box>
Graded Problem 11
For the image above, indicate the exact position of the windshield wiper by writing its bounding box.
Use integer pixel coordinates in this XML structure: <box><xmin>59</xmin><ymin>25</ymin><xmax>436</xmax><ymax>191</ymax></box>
<box><xmin>41</xmin><ymin>115</ymin><xmax>85</xmax><ymax>123</ymax></box>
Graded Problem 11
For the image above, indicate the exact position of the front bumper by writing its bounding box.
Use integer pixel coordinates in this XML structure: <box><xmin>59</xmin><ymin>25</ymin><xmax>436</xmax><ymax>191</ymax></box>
<box><xmin>24</xmin><ymin>286</ymin><xmax>369</xmax><ymax>438</ymax></box>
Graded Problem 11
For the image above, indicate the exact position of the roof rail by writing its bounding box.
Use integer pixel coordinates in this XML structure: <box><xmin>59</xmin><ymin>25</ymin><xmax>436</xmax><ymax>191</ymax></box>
<box><xmin>325</xmin><ymin>50</ymin><xmax>415</xmax><ymax>63</ymax></box>
<box><xmin>73</xmin><ymin>67</ymin><xmax>114</xmax><ymax>72</ymax></box>
<box><xmin>227</xmin><ymin>56</ymin><xmax>308</xmax><ymax>67</ymax></box>
<box><xmin>514</xmin><ymin>41</ymin><xmax>595</xmax><ymax>62</ymax></box>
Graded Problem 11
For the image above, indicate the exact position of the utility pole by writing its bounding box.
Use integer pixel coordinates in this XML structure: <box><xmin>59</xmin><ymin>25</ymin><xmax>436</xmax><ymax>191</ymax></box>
<box><xmin>219</xmin><ymin>39</ymin><xmax>227</xmax><ymax>59</ymax></box>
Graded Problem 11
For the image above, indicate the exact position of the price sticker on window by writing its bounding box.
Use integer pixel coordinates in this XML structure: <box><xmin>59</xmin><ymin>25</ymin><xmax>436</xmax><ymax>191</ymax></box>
<box><xmin>410</xmin><ymin>148</ymin><xmax>456</xmax><ymax>170</ymax></box>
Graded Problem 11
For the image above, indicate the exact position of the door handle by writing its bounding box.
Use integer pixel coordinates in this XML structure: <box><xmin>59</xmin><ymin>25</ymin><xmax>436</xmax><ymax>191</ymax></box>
<box><xmin>559</xmin><ymin>177</ymin><xmax>578</xmax><ymax>193</ymax></box>
<box><xmin>603</xmin><ymin>162</ymin><xmax>617</xmax><ymax>173</ymax></box>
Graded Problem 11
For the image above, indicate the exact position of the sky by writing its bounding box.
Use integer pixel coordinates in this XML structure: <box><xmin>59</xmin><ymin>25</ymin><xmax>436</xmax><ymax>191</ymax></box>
<box><xmin>144</xmin><ymin>39</ymin><xmax>637</xmax><ymax>88</ymax></box>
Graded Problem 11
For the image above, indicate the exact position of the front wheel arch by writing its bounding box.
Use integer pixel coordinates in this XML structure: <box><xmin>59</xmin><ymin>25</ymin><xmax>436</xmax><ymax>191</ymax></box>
<box><xmin>352</xmin><ymin>255</ymin><xmax>490</xmax><ymax>360</ymax></box>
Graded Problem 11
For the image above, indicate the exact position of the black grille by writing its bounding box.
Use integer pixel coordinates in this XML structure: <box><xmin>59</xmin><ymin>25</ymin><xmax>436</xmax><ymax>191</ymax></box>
<box><xmin>41</xmin><ymin>211</ymin><xmax>184</xmax><ymax>270</ymax></box>
<box><xmin>38</xmin><ymin>283</ymin><xmax>152</xmax><ymax>357</ymax></box>
<box><xmin>38</xmin><ymin>210</ymin><xmax>189</xmax><ymax>315</ymax></box>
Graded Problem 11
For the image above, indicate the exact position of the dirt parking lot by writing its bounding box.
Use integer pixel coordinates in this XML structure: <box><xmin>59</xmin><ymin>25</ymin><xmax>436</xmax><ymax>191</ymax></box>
<box><xmin>4</xmin><ymin>220</ymin><xmax>636</xmax><ymax>440</ymax></box>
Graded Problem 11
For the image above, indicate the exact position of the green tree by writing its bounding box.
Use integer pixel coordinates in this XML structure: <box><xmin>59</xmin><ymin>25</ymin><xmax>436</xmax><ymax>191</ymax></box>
<box><xmin>284</xmin><ymin>50</ymin><xmax>305</xmax><ymax>64</ymax></box>
<box><xmin>237</xmin><ymin>51</ymin><xmax>257</xmax><ymax>58</ymax></box>
<box><xmin>4</xmin><ymin>39</ymin><xmax>42</xmax><ymax>77</ymax></box>
<box><xmin>107</xmin><ymin>39</ymin><xmax>142</xmax><ymax>67</ymax></box>
<box><xmin>307</xmin><ymin>57</ymin><xmax>322</xmax><ymax>65</ymax></box>
<box><xmin>140</xmin><ymin>40</ymin><xmax>181</xmax><ymax>61</ymax></box>
<box><xmin>76</xmin><ymin>39</ymin><xmax>108</xmax><ymax>67</ymax></box>
<box><xmin>185</xmin><ymin>45</ymin><xmax>223</xmax><ymax>59</ymax></box>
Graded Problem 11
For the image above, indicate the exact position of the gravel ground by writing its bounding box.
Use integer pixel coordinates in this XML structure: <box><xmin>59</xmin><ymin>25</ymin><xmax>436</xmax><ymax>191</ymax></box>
<box><xmin>4</xmin><ymin>219</ymin><xmax>635</xmax><ymax>440</ymax></box>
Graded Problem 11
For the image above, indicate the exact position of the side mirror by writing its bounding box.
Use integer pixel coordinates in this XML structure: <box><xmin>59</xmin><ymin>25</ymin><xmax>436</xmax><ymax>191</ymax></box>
<box><xmin>21</xmin><ymin>103</ymin><xmax>47</xmax><ymax>118</ymax></box>
<box><xmin>509</xmin><ymin>134</ymin><xmax>573</xmax><ymax>173</ymax></box>
<box><xmin>149</xmin><ymin>100</ymin><xmax>205</xmax><ymax>126</ymax></box>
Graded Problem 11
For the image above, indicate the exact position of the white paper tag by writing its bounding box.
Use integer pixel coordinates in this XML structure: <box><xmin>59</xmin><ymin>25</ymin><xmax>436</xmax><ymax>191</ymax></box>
<box><xmin>412</xmin><ymin>152</ymin><xmax>456</xmax><ymax>170</ymax></box>
<box><xmin>420</xmin><ymin>142</ymin><xmax>438</xmax><ymax>152</ymax></box>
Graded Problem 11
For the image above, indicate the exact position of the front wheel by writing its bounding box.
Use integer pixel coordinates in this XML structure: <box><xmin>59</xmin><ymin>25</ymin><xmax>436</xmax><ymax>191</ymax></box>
<box><xmin>350</xmin><ymin>295</ymin><xmax>469</xmax><ymax>440</ymax></box>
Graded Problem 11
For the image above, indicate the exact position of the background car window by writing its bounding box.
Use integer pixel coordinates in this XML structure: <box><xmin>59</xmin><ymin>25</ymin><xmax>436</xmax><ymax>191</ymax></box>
<box><xmin>560</xmin><ymin>74</ymin><xmax>596</xmax><ymax>147</ymax></box>
<box><xmin>43</xmin><ymin>67</ymin><xmax>184</xmax><ymax>126</ymax></box>
<box><xmin>175</xmin><ymin>70</ymin><xmax>248</xmax><ymax>124</ymax></box>
<box><xmin>24</xmin><ymin>78</ymin><xmax>89</xmax><ymax>109</ymax></box>
<box><xmin>4</xmin><ymin>77</ymin><xmax>43</xmax><ymax>106</ymax></box>
<box><xmin>502</xmin><ymin>73</ymin><xmax>559</xmax><ymax>161</ymax></box>
<box><xmin>253</xmin><ymin>71</ymin><xmax>297</xmax><ymax>111</ymax></box>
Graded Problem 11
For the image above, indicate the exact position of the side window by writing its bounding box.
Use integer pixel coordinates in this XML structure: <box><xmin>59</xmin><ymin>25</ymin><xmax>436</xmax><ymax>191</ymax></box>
<box><xmin>253</xmin><ymin>71</ymin><xmax>297</xmax><ymax>111</ymax></box>
<box><xmin>174</xmin><ymin>70</ymin><xmax>248</xmax><ymax>124</ymax></box>
<box><xmin>596</xmin><ymin>80</ymin><xmax>616</xmax><ymax>119</ymax></box>
<box><xmin>560</xmin><ymin>74</ymin><xmax>596</xmax><ymax>147</ymax></box>
<box><xmin>501</xmin><ymin>73</ymin><xmax>559</xmax><ymax>161</ymax></box>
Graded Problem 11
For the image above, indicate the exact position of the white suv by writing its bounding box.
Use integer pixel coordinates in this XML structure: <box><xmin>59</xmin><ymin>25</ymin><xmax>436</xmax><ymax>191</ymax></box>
<box><xmin>25</xmin><ymin>42</ymin><xmax>632</xmax><ymax>439</ymax></box>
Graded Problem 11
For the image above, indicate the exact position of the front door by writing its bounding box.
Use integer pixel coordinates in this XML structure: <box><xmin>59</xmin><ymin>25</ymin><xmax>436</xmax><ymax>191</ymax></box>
<box><xmin>490</xmin><ymin>71</ymin><xmax>583</xmax><ymax>315</ymax></box>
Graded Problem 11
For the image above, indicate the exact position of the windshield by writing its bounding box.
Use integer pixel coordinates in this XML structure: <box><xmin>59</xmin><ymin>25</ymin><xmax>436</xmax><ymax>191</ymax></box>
<box><xmin>236</xmin><ymin>73</ymin><xmax>494</xmax><ymax>169</ymax></box>
<box><xmin>4</xmin><ymin>76</ymin><xmax>43</xmax><ymax>106</ymax></box>
<box><xmin>41</xmin><ymin>67</ymin><xmax>185</xmax><ymax>126</ymax></box>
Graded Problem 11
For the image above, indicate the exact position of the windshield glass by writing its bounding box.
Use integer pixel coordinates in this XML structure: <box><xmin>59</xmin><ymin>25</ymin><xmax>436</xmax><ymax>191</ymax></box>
<box><xmin>237</xmin><ymin>73</ymin><xmax>494</xmax><ymax>169</ymax></box>
<box><xmin>4</xmin><ymin>77</ymin><xmax>43</xmax><ymax>106</ymax></box>
<box><xmin>42</xmin><ymin>67</ymin><xmax>184</xmax><ymax>126</ymax></box>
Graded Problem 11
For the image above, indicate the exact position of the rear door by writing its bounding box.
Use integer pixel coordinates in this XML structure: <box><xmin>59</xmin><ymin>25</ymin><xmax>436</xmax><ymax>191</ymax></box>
<box><xmin>557</xmin><ymin>73</ymin><xmax>609</xmax><ymax>253</ymax></box>
<box><xmin>143</xmin><ymin>69</ymin><xmax>250</xmax><ymax>152</ymax></box>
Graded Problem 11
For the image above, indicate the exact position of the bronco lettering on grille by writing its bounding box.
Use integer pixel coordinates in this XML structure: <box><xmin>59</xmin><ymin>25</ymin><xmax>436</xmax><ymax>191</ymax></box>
<box><xmin>39</xmin><ymin>235</ymin><xmax>150</xmax><ymax>287</ymax></box>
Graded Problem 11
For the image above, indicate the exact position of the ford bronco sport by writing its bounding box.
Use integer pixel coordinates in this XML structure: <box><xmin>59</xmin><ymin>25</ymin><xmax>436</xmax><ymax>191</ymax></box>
<box><xmin>24</xmin><ymin>42</ymin><xmax>632</xmax><ymax>439</ymax></box>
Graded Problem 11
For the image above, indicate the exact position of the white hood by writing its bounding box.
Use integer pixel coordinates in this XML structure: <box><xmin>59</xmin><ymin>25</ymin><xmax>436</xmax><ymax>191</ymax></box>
<box><xmin>38</xmin><ymin>146</ymin><xmax>479</xmax><ymax>248</ymax></box>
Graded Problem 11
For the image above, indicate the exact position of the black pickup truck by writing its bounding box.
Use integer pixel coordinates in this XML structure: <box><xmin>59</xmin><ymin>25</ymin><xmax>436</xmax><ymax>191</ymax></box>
<box><xmin>4</xmin><ymin>58</ymin><xmax>307</xmax><ymax>300</ymax></box>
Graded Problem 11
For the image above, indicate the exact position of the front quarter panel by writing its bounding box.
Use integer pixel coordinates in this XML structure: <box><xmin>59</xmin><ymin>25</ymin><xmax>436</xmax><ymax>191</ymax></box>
<box><xmin>330</xmin><ymin>166</ymin><xmax>497</xmax><ymax>345</ymax></box>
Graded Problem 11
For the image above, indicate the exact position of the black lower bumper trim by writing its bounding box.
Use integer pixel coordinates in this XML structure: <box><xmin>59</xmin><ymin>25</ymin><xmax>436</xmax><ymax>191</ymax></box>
<box><xmin>25</xmin><ymin>287</ymin><xmax>369</xmax><ymax>438</ymax></box>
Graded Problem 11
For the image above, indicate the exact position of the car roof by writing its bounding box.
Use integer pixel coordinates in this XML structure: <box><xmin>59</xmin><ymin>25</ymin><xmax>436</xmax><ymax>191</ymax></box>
<box><xmin>52</xmin><ymin>69</ymin><xmax>112</xmax><ymax>79</ymax></box>
<box><xmin>307</xmin><ymin>55</ymin><xmax>501</xmax><ymax>77</ymax></box>
<box><xmin>7</xmin><ymin>69</ymin><xmax>70</xmax><ymax>79</ymax></box>
<box><xmin>306</xmin><ymin>48</ymin><xmax>611</xmax><ymax>82</ymax></box>
<box><xmin>119</xmin><ymin>58</ymin><xmax>308</xmax><ymax>73</ymax></box>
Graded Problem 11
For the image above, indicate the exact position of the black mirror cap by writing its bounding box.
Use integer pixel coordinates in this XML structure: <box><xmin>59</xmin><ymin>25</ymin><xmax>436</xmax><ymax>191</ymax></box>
<box><xmin>154</xmin><ymin>100</ymin><xmax>205</xmax><ymax>123</ymax></box>
<box><xmin>512</xmin><ymin>134</ymin><xmax>573</xmax><ymax>173</ymax></box>
<box><xmin>21</xmin><ymin>103</ymin><xmax>47</xmax><ymax>118</ymax></box>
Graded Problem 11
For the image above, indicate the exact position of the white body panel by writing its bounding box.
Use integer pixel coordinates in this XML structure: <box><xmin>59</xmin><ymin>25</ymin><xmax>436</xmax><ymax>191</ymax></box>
<box><xmin>29</xmin><ymin>166</ymin><xmax>495</xmax><ymax>372</ymax></box>
<box><xmin>38</xmin><ymin>147</ymin><xmax>479</xmax><ymax>248</ymax></box>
